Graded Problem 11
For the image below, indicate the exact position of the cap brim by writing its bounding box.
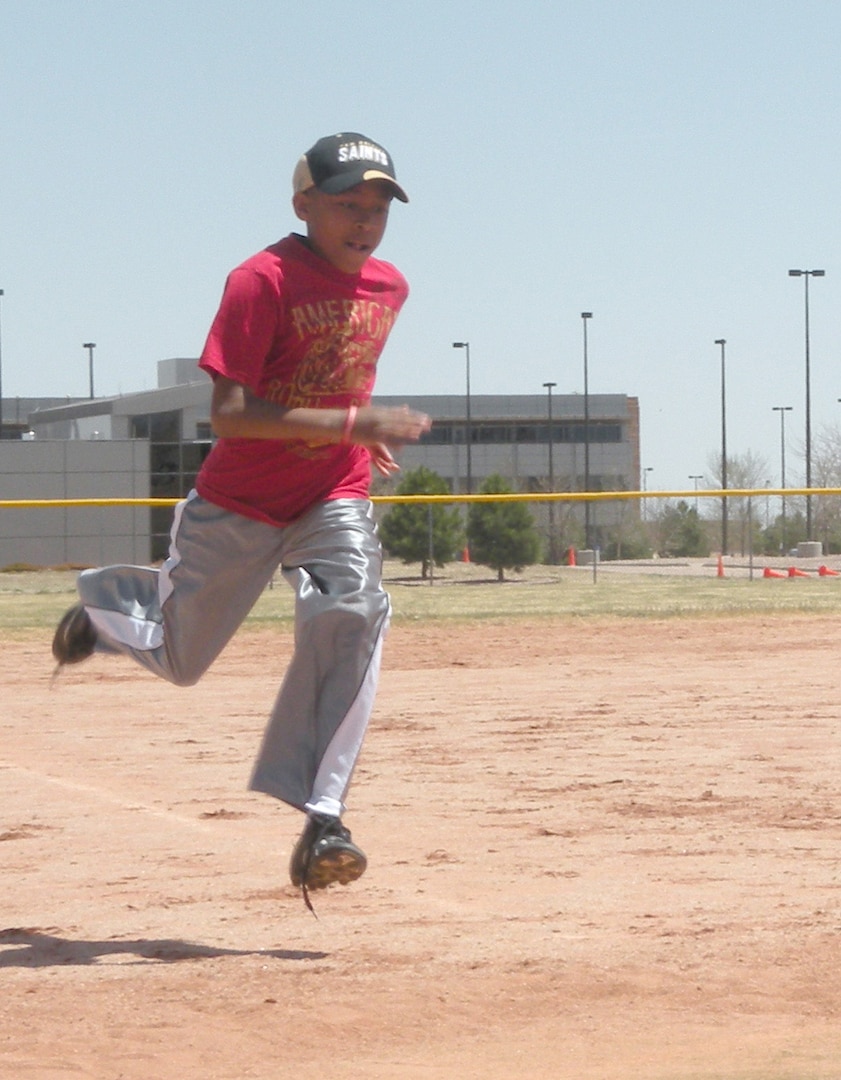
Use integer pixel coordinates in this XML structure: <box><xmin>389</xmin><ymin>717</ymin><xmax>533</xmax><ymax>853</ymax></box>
<box><xmin>319</xmin><ymin>169</ymin><xmax>409</xmax><ymax>203</ymax></box>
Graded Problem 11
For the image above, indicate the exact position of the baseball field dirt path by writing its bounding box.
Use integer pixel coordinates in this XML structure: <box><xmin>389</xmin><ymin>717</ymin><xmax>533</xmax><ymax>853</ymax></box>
<box><xmin>1</xmin><ymin>613</ymin><xmax>840</xmax><ymax>1078</ymax></box>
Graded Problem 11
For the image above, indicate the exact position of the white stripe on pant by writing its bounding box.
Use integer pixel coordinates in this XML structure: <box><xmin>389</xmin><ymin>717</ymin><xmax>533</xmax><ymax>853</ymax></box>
<box><xmin>77</xmin><ymin>494</ymin><xmax>390</xmax><ymax>813</ymax></box>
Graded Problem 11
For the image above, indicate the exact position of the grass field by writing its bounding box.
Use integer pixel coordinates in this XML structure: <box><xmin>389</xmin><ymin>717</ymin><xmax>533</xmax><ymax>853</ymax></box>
<box><xmin>4</xmin><ymin>559</ymin><xmax>841</xmax><ymax>630</ymax></box>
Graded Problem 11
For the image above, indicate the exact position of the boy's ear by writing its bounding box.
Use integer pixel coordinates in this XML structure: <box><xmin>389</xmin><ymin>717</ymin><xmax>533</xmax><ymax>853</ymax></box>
<box><xmin>292</xmin><ymin>189</ymin><xmax>312</xmax><ymax>223</ymax></box>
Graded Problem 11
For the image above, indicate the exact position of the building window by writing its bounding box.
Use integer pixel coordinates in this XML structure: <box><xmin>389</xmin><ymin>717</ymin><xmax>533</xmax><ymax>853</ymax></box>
<box><xmin>130</xmin><ymin>415</ymin><xmax>150</xmax><ymax>439</ymax></box>
<box><xmin>150</xmin><ymin>411</ymin><xmax>181</xmax><ymax>442</ymax></box>
<box><xmin>418</xmin><ymin>420</ymin><xmax>622</xmax><ymax>445</ymax></box>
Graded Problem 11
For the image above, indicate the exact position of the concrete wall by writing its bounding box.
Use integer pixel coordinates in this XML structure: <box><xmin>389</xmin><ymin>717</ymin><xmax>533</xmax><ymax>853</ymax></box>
<box><xmin>0</xmin><ymin>441</ymin><xmax>151</xmax><ymax>568</ymax></box>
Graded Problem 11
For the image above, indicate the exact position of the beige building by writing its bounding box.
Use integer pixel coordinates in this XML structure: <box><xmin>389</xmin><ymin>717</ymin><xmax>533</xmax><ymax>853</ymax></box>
<box><xmin>0</xmin><ymin>359</ymin><xmax>640</xmax><ymax>566</ymax></box>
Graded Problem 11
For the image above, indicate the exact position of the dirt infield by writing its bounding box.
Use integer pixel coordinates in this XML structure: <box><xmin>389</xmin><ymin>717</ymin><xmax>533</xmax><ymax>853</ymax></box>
<box><xmin>2</xmin><ymin>613</ymin><xmax>841</xmax><ymax>1079</ymax></box>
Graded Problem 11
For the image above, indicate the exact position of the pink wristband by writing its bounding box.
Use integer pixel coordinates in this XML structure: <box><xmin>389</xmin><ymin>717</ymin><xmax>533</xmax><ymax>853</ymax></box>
<box><xmin>340</xmin><ymin>404</ymin><xmax>358</xmax><ymax>445</ymax></box>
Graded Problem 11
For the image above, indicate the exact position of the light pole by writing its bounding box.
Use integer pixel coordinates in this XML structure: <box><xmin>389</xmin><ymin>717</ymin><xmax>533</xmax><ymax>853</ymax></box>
<box><xmin>772</xmin><ymin>405</ymin><xmax>793</xmax><ymax>554</ymax></box>
<box><xmin>83</xmin><ymin>342</ymin><xmax>97</xmax><ymax>399</ymax></box>
<box><xmin>581</xmin><ymin>312</ymin><xmax>593</xmax><ymax>548</ymax></box>
<box><xmin>543</xmin><ymin>380</ymin><xmax>557</xmax><ymax>561</ymax></box>
<box><xmin>715</xmin><ymin>338</ymin><xmax>728</xmax><ymax>555</ymax></box>
<box><xmin>788</xmin><ymin>268</ymin><xmax>825</xmax><ymax>539</ymax></box>
<box><xmin>689</xmin><ymin>474</ymin><xmax>704</xmax><ymax>514</ymax></box>
<box><xmin>452</xmin><ymin>342</ymin><xmax>471</xmax><ymax>494</ymax></box>
<box><xmin>0</xmin><ymin>288</ymin><xmax>4</xmax><ymax>440</ymax></box>
<box><xmin>642</xmin><ymin>466</ymin><xmax>654</xmax><ymax>520</ymax></box>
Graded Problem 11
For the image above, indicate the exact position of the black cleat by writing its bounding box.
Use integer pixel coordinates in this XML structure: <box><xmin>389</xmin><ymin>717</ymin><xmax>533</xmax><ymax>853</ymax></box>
<box><xmin>52</xmin><ymin>604</ymin><xmax>98</xmax><ymax>667</ymax></box>
<box><xmin>289</xmin><ymin>813</ymin><xmax>367</xmax><ymax>913</ymax></box>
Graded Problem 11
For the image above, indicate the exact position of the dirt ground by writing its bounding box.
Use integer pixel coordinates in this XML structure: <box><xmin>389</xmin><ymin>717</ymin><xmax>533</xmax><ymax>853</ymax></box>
<box><xmin>1</xmin><ymin>613</ymin><xmax>840</xmax><ymax>1080</ymax></box>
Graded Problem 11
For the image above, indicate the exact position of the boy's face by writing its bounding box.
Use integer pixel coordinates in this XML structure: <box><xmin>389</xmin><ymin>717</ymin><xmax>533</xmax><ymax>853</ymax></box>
<box><xmin>293</xmin><ymin>180</ymin><xmax>394</xmax><ymax>274</ymax></box>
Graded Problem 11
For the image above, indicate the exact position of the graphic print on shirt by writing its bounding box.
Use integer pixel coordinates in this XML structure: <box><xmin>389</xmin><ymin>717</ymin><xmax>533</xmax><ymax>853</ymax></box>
<box><xmin>264</xmin><ymin>298</ymin><xmax>399</xmax><ymax>458</ymax></box>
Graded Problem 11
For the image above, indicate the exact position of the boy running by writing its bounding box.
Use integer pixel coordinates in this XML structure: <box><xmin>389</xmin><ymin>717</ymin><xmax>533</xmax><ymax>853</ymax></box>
<box><xmin>52</xmin><ymin>131</ymin><xmax>430</xmax><ymax>911</ymax></box>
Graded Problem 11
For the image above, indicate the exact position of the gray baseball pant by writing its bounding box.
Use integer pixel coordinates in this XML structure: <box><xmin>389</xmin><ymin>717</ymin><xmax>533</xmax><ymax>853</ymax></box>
<box><xmin>76</xmin><ymin>492</ymin><xmax>390</xmax><ymax>815</ymax></box>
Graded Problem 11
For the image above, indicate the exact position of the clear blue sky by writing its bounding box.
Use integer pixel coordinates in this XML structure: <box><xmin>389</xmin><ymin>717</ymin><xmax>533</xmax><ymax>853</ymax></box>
<box><xmin>2</xmin><ymin>0</ymin><xmax>840</xmax><ymax>491</ymax></box>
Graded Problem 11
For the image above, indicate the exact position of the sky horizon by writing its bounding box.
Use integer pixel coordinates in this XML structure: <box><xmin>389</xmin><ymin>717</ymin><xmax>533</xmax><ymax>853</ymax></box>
<box><xmin>2</xmin><ymin>1</ymin><xmax>841</xmax><ymax>494</ymax></box>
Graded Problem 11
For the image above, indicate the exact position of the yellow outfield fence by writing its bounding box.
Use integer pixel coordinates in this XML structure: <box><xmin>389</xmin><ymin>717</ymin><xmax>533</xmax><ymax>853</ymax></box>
<box><xmin>1</xmin><ymin>487</ymin><xmax>840</xmax><ymax>576</ymax></box>
<box><xmin>1</xmin><ymin>487</ymin><xmax>840</xmax><ymax>509</ymax></box>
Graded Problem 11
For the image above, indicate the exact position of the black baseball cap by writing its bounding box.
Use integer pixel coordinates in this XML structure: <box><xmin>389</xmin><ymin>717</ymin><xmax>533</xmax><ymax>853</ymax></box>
<box><xmin>292</xmin><ymin>132</ymin><xmax>408</xmax><ymax>203</ymax></box>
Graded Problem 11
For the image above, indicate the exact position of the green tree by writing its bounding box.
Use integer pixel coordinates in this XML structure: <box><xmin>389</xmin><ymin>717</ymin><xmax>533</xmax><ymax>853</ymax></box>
<box><xmin>467</xmin><ymin>474</ymin><xmax>540</xmax><ymax>581</ymax></box>
<box><xmin>601</xmin><ymin>518</ymin><xmax>653</xmax><ymax>561</ymax></box>
<box><xmin>761</xmin><ymin>510</ymin><xmax>806</xmax><ymax>556</ymax></box>
<box><xmin>378</xmin><ymin>467</ymin><xmax>463</xmax><ymax>579</ymax></box>
<box><xmin>653</xmin><ymin>500</ymin><xmax>708</xmax><ymax>557</ymax></box>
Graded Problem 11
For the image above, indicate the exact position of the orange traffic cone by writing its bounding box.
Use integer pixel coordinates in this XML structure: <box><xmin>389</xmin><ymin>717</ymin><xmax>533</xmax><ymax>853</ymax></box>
<box><xmin>461</xmin><ymin>546</ymin><xmax>471</xmax><ymax>563</ymax></box>
<box><xmin>567</xmin><ymin>547</ymin><xmax>576</xmax><ymax>567</ymax></box>
<box><xmin>819</xmin><ymin>565</ymin><xmax>840</xmax><ymax>577</ymax></box>
<box><xmin>763</xmin><ymin>567</ymin><xmax>786</xmax><ymax>579</ymax></box>
<box><xmin>717</xmin><ymin>554</ymin><xmax>725</xmax><ymax>577</ymax></box>
<box><xmin>788</xmin><ymin>566</ymin><xmax>810</xmax><ymax>577</ymax></box>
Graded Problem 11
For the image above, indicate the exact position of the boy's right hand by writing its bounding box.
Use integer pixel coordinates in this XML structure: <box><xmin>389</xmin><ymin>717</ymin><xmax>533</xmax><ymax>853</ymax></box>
<box><xmin>368</xmin><ymin>443</ymin><xmax>402</xmax><ymax>477</ymax></box>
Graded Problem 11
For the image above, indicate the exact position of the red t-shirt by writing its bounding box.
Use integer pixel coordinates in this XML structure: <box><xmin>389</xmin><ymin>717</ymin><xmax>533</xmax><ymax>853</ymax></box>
<box><xmin>196</xmin><ymin>234</ymin><xmax>408</xmax><ymax>526</ymax></box>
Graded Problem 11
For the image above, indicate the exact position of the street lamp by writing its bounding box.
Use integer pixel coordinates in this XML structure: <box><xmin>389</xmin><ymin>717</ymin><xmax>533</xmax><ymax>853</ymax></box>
<box><xmin>788</xmin><ymin>268</ymin><xmax>825</xmax><ymax>539</ymax></box>
<box><xmin>715</xmin><ymin>338</ymin><xmax>728</xmax><ymax>555</ymax></box>
<box><xmin>642</xmin><ymin>466</ymin><xmax>654</xmax><ymax>521</ymax></box>
<box><xmin>581</xmin><ymin>312</ymin><xmax>593</xmax><ymax>548</ymax></box>
<box><xmin>772</xmin><ymin>405</ymin><xmax>793</xmax><ymax>554</ymax></box>
<box><xmin>452</xmin><ymin>342</ymin><xmax>471</xmax><ymax>494</ymax></box>
<box><xmin>689</xmin><ymin>474</ymin><xmax>704</xmax><ymax>513</ymax></box>
<box><xmin>83</xmin><ymin>342</ymin><xmax>96</xmax><ymax>399</ymax></box>
<box><xmin>543</xmin><ymin>380</ymin><xmax>557</xmax><ymax>561</ymax></box>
